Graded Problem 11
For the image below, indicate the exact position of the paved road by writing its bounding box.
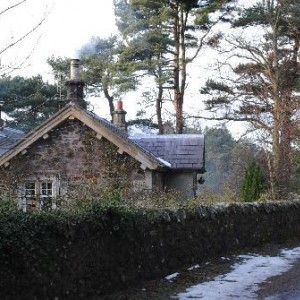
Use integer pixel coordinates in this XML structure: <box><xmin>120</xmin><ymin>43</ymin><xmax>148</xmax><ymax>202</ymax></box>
<box><xmin>258</xmin><ymin>258</ymin><xmax>300</xmax><ymax>300</ymax></box>
<box><xmin>105</xmin><ymin>242</ymin><xmax>300</xmax><ymax>300</ymax></box>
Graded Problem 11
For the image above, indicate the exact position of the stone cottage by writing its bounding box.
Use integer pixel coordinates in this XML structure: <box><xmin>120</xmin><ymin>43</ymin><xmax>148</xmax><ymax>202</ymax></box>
<box><xmin>0</xmin><ymin>59</ymin><xmax>205</xmax><ymax>211</ymax></box>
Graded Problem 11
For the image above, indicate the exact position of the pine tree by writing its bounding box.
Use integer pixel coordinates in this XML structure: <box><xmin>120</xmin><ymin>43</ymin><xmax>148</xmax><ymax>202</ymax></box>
<box><xmin>201</xmin><ymin>0</ymin><xmax>300</xmax><ymax>198</ymax></box>
<box><xmin>48</xmin><ymin>36</ymin><xmax>138</xmax><ymax>118</ymax></box>
<box><xmin>114</xmin><ymin>0</ymin><xmax>232</xmax><ymax>133</ymax></box>
<box><xmin>0</xmin><ymin>75</ymin><xmax>61</xmax><ymax>132</ymax></box>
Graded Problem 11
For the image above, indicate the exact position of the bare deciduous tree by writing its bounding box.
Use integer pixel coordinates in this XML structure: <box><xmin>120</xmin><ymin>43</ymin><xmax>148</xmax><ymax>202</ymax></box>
<box><xmin>199</xmin><ymin>0</ymin><xmax>300</xmax><ymax>198</ymax></box>
<box><xmin>0</xmin><ymin>0</ymin><xmax>47</xmax><ymax>75</ymax></box>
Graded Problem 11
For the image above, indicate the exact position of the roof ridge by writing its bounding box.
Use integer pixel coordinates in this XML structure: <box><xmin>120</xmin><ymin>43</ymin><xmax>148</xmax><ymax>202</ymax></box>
<box><xmin>0</xmin><ymin>105</ymin><xmax>169</xmax><ymax>170</ymax></box>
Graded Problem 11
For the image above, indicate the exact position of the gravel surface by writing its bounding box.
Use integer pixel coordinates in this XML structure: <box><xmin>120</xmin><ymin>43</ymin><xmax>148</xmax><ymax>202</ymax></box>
<box><xmin>103</xmin><ymin>241</ymin><xmax>300</xmax><ymax>300</ymax></box>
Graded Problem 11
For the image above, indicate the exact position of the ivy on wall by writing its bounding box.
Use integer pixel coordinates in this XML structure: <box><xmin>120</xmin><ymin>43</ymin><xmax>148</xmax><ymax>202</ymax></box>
<box><xmin>0</xmin><ymin>120</ymin><xmax>143</xmax><ymax>207</ymax></box>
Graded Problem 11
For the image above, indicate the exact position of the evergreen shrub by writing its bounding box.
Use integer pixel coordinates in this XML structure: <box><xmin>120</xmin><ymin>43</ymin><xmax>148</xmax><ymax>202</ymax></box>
<box><xmin>240</xmin><ymin>162</ymin><xmax>265</xmax><ymax>202</ymax></box>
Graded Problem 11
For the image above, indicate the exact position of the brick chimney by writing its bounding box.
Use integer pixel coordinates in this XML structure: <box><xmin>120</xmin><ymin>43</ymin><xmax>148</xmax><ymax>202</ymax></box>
<box><xmin>112</xmin><ymin>100</ymin><xmax>127</xmax><ymax>131</ymax></box>
<box><xmin>65</xmin><ymin>59</ymin><xmax>86</xmax><ymax>108</ymax></box>
<box><xmin>0</xmin><ymin>101</ymin><xmax>4</xmax><ymax>131</ymax></box>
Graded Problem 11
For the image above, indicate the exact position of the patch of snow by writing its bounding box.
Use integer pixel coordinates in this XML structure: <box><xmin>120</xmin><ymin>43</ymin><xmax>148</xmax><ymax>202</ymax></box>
<box><xmin>188</xmin><ymin>264</ymin><xmax>200</xmax><ymax>271</ymax></box>
<box><xmin>221</xmin><ymin>257</ymin><xmax>231</xmax><ymax>261</ymax></box>
<box><xmin>165</xmin><ymin>272</ymin><xmax>180</xmax><ymax>281</ymax></box>
<box><xmin>175</xmin><ymin>247</ymin><xmax>300</xmax><ymax>300</ymax></box>
<box><xmin>1</xmin><ymin>111</ymin><xmax>13</xmax><ymax>121</ymax></box>
<box><xmin>158</xmin><ymin>157</ymin><xmax>172</xmax><ymax>168</ymax></box>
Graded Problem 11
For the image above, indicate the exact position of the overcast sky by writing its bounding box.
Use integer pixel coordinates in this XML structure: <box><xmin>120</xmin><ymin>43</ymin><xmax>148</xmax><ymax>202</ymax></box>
<box><xmin>1</xmin><ymin>0</ymin><xmax>117</xmax><ymax>79</ymax></box>
<box><xmin>0</xmin><ymin>0</ymin><xmax>252</xmax><ymax>135</ymax></box>
<box><xmin>0</xmin><ymin>0</ymin><xmax>235</xmax><ymax>126</ymax></box>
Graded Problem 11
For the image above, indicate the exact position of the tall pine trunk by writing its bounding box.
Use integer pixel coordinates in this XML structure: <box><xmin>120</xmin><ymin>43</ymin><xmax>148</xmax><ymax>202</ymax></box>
<box><xmin>173</xmin><ymin>4</ymin><xmax>187</xmax><ymax>134</ymax></box>
<box><xmin>157</xmin><ymin>83</ymin><xmax>164</xmax><ymax>134</ymax></box>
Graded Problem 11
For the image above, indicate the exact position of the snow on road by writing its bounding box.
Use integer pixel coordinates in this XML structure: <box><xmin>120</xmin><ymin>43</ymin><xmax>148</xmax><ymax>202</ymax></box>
<box><xmin>173</xmin><ymin>247</ymin><xmax>300</xmax><ymax>299</ymax></box>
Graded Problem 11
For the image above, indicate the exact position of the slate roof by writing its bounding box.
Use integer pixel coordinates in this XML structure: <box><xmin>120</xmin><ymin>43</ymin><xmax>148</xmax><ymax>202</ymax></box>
<box><xmin>0</xmin><ymin>104</ymin><xmax>205</xmax><ymax>172</ymax></box>
<box><xmin>84</xmin><ymin>110</ymin><xmax>169</xmax><ymax>169</ymax></box>
<box><xmin>0</xmin><ymin>127</ymin><xmax>25</xmax><ymax>155</ymax></box>
<box><xmin>131</xmin><ymin>135</ymin><xmax>205</xmax><ymax>171</ymax></box>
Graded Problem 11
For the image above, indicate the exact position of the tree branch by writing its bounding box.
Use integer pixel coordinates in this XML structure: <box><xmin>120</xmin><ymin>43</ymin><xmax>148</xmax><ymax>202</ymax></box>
<box><xmin>0</xmin><ymin>0</ymin><xmax>26</xmax><ymax>17</ymax></box>
<box><xmin>0</xmin><ymin>12</ymin><xmax>47</xmax><ymax>56</ymax></box>
<box><xmin>191</xmin><ymin>114</ymin><xmax>272</xmax><ymax>133</ymax></box>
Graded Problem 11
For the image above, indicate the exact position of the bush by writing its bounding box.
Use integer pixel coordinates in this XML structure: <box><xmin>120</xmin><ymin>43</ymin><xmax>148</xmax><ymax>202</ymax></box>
<box><xmin>240</xmin><ymin>162</ymin><xmax>265</xmax><ymax>202</ymax></box>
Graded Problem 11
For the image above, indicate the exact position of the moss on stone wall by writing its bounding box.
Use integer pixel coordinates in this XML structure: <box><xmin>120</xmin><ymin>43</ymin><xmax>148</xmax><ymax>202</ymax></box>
<box><xmin>0</xmin><ymin>201</ymin><xmax>300</xmax><ymax>299</ymax></box>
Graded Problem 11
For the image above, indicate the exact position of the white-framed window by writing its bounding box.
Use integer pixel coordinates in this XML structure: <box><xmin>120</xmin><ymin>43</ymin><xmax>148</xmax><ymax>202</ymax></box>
<box><xmin>20</xmin><ymin>175</ymin><xmax>60</xmax><ymax>212</ymax></box>
<box><xmin>40</xmin><ymin>181</ymin><xmax>54</xmax><ymax>210</ymax></box>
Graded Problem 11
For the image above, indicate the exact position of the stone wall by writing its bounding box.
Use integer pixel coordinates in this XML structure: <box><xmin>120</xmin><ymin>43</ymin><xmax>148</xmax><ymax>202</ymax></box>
<box><xmin>1</xmin><ymin>201</ymin><xmax>300</xmax><ymax>299</ymax></box>
<box><xmin>164</xmin><ymin>172</ymin><xmax>197</xmax><ymax>198</ymax></box>
<box><xmin>0</xmin><ymin>119</ymin><xmax>143</xmax><ymax>203</ymax></box>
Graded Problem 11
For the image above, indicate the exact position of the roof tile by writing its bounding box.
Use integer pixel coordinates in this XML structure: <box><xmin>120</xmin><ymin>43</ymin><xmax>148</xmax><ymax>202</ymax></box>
<box><xmin>0</xmin><ymin>127</ymin><xmax>25</xmax><ymax>155</ymax></box>
<box><xmin>130</xmin><ymin>135</ymin><xmax>204</xmax><ymax>170</ymax></box>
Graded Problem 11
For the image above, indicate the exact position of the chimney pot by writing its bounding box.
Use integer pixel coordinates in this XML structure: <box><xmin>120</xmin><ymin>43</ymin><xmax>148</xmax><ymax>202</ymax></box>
<box><xmin>70</xmin><ymin>59</ymin><xmax>80</xmax><ymax>80</ymax></box>
<box><xmin>112</xmin><ymin>100</ymin><xmax>127</xmax><ymax>131</ymax></box>
<box><xmin>66</xmin><ymin>59</ymin><xmax>86</xmax><ymax>108</ymax></box>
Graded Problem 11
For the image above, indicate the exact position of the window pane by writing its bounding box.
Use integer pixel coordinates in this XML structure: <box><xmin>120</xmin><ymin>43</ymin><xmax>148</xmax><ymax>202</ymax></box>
<box><xmin>41</xmin><ymin>198</ymin><xmax>52</xmax><ymax>211</ymax></box>
<box><xmin>40</xmin><ymin>181</ymin><xmax>53</xmax><ymax>211</ymax></box>
<box><xmin>25</xmin><ymin>182</ymin><xmax>36</xmax><ymax>196</ymax></box>
<box><xmin>25</xmin><ymin>182</ymin><xmax>35</xmax><ymax>190</ymax></box>
<box><xmin>26</xmin><ymin>190</ymin><xmax>35</xmax><ymax>196</ymax></box>
<box><xmin>41</xmin><ymin>182</ymin><xmax>53</xmax><ymax>196</ymax></box>
<box><xmin>26</xmin><ymin>201</ymin><xmax>37</xmax><ymax>211</ymax></box>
